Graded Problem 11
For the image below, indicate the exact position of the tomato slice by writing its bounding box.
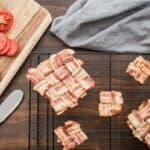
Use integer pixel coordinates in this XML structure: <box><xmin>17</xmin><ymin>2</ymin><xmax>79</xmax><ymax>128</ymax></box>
<box><xmin>0</xmin><ymin>39</ymin><xmax>10</xmax><ymax>55</ymax></box>
<box><xmin>0</xmin><ymin>32</ymin><xmax>7</xmax><ymax>50</ymax></box>
<box><xmin>0</xmin><ymin>9</ymin><xmax>14</xmax><ymax>32</ymax></box>
<box><xmin>6</xmin><ymin>39</ymin><xmax>19</xmax><ymax>56</ymax></box>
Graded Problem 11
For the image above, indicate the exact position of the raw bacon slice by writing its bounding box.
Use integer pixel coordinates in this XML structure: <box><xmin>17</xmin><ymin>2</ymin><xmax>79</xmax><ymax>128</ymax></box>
<box><xmin>50</xmin><ymin>98</ymin><xmax>68</xmax><ymax>115</ymax></box>
<box><xmin>54</xmin><ymin>66</ymin><xmax>71</xmax><ymax>80</ymax></box>
<box><xmin>100</xmin><ymin>91</ymin><xmax>112</xmax><ymax>104</ymax></box>
<box><xmin>99</xmin><ymin>103</ymin><xmax>112</xmax><ymax>117</ymax></box>
<box><xmin>138</xmin><ymin>101</ymin><xmax>150</xmax><ymax>119</ymax></box>
<box><xmin>57</xmin><ymin>49</ymin><xmax>75</xmax><ymax>64</ymax></box>
<box><xmin>37</xmin><ymin>59</ymin><xmax>53</xmax><ymax>76</ymax></box>
<box><xmin>50</xmin><ymin>49</ymin><xmax>75</xmax><ymax>70</ymax></box>
<box><xmin>111</xmin><ymin>91</ymin><xmax>124</xmax><ymax>105</ymax></box>
<box><xmin>50</xmin><ymin>93</ymin><xmax>77</xmax><ymax>115</ymax></box>
<box><xmin>145</xmin><ymin>133</ymin><xmax>150</xmax><ymax>148</ymax></box>
<box><xmin>26</xmin><ymin>49</ymin><xmax>95</xmax><ymax>115</ymax></box>
<box><xmin>127</xmin><ymin>100</ymin><xmax>150</xmax><ymax>148</ymax></box>
<box><xmin>99</xmin><ymin>103</ymin><xmax>122</xmax><ymax>117</ymax></box>
<box><xmin>127</xmin><ymin>110</ymin><xmax>144</xmax><ymax>129</ymax></box>
<box><xmin>100</xmin><ymin>91</ymin><xmax>123</xmax><ymax>105</ymax></box>
<box><xmin>61</xmin><ymin>92</ymin><xmax>78</xmax><ymax>108</ymax></box>
<box><xmin>79</xmin><ymin>77</ymin><xmax>95</xmax><ymax>90</ymax></box>
<box><xmin>99</xmin><ymin>91</ymin><xmax>124</xmax><ymax>117</ymax></box>
<box><xmin>133</xmin><ymin>122</ymin><xmax>150</xmax><ymax>141</ymax></box>
<box><xmin>45</xmin><ymin>87</ymin><xmax>58</xmax><ymax>100</ymax></box>
<box><xmin>26</xmin><ymin>68</ymin><xmax>44</xmax><ymax>85</ymax></box>
<box><xmin>57</xmin><ymin>49</ymin><xmax>75</xmax><ymax>57</ymax></box>
<box><xmin>127</xmin><ymin>56</ymin><xmax>150</xmax><ymax>84</ymax></box>
<box><xmin>55</xmin><ymin>121</ymin><xmax>88</xmax><ymax>150</ymax></box>
<box><xmin>66</xmin><ymin>58</ymin><xmax>83</xmax><ymax>76</ymax></box>
<box><xmin>50</xmin><ymin>54</ymin><xmax>63</xmax><ymax>70</ymax></box>
<box><xmin>69</xmin><ymin>84</ymin><xmax>86</xmax><ymax>99</ymax></box>
<box><xmin>74</xmin><ymin>69</ymin><xmax>89</xmax><ymax>81</ymax></box>
<box><xmin>33</xmin><ymin>80</ymin><xmax>51</xmax><ymax>96</ymax></box>
<box><xmin>63</xmin><ymin>76</ymin><xmax>76</xmax><ymax>88</ymax></box>
<box><xmin>46</xmin><ymin>73</ymin><xmax>60</xmax><ymax>86</ymax></box>
<box><xmin>54</xmin><ymin>83</ymin><xmax>68</xmax><ymax>96</ymax></box>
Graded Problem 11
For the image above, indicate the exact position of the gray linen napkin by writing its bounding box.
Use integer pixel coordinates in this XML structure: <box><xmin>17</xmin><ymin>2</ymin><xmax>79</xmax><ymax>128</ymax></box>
<box><xmin>50</xmin><ymin>0</ymin><xmax>150</xmax><ymax>53</ymax></box>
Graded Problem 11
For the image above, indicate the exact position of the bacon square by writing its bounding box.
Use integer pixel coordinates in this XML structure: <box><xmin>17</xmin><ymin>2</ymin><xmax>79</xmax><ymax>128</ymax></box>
<box><xmin>99</xmin><ymin>91</ymin><xmax>123</xmax><ymax>117</ymax></box>
<box><xmin>55</xmin><ymin>121</ymin><xmax>88</xmax><ymax>150</ymax></box>
<box><xmin>26</xmin><ymin>49</ymin><xmax>95</xmax><ymax>115</ymax></box>
<box><xmin>127</xmin><ymin>100</ymin><xmax>150</xmax><ymax>148</ymax></box>
<box><xmin>127</xmin><ymin>56</ymin><xmax>150</xmax><ymax>84</ymax></box>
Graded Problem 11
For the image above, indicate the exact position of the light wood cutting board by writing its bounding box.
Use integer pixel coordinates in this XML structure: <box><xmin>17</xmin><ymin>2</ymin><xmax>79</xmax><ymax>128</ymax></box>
<box><xmin>0</xmin><ymin>0</ymin><xmax>52</xmax><ymax>96</ymax></box>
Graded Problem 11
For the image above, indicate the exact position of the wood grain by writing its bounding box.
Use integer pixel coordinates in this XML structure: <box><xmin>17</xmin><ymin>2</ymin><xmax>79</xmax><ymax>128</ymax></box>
<box><xmin>4</xmin><ymin>0</ymin><xmax>40</xmax><ymax>39</ymax></box>
<box><xmin>0</xmin><ymin>1</ymin><xmax>52</xmax><ymax>96</ymax></box>
<box><xmin>0</xmin><ymin>58</ymin><xmax>30</xmax><ymax>150</ymax></box>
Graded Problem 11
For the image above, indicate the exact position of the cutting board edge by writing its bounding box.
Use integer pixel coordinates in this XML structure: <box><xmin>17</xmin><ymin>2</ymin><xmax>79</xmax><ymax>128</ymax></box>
<box><xmin>0</xmin><ymin>8</ymin><xmax>52</xmax><ymax>97</ymax></box>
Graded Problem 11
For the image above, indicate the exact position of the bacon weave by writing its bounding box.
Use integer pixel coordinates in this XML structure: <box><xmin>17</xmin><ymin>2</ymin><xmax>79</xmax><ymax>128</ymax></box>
<box><xmin>126</xmin><ymin>56</ymin><xmax>150</xmax><ymax>84</ymax></box>
<box><xmin>26</xmin><ymin>49</ymin><xmax>95</xmax><ymax>115</ymax></box>
<box><xmin>127</xmin><ymin>100</ymin><xmax>150</xmax><ymax>148</ymax></box>
<box><xmin>55</xmin><ymin>121</ymin><xmax>88</xmax><ymax>150</ymax></box>
<box><xmin>99</xmin><ymin>91</ymin><xmax>124</xmax><ymax>117</ymax></box>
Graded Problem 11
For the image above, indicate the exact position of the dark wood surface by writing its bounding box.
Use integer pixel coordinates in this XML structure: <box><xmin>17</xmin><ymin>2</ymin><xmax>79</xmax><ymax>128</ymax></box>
<box><xmin>0</xmin><ymin>0</ymin><xmax>149</xmax><ymax>150</ymax></box>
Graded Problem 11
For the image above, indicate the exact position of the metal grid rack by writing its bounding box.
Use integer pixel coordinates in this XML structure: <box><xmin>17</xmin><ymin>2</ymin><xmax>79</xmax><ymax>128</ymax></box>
<box><xmin>28</xmin><ymin>52</ymin><xmax>149</xmax><ymax>150</ymax></box>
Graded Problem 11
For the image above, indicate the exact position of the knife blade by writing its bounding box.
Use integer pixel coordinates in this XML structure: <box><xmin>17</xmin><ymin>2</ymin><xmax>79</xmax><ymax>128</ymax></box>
<box><xmin>0</xmin><ymin>90</ymin><xmax>24</xmax><ymax>124</ymax></box>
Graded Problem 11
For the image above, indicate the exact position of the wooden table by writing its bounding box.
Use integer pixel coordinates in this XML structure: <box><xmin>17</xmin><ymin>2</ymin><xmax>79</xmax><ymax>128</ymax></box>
<box><xmin>0</xmin><ymin>0</ymin><xmax>149</xmax><ymax>150</ymax></box>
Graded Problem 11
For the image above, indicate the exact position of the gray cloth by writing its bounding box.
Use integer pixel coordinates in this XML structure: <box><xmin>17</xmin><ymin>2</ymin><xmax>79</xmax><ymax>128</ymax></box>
<box><xmin>50</xmin><ymin>0</ymin><xmax>150</xmax><ymax>53</ymax></box>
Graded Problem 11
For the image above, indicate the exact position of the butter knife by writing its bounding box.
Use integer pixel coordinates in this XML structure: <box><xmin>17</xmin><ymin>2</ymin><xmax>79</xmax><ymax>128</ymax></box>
<box><xmin>0</xmin><ymin>90</ymin><xmax>24</xmax><ymax>124</ymax></box>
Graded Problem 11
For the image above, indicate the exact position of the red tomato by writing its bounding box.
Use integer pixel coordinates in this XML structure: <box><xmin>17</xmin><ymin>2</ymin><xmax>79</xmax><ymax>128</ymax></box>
<box><xmin>0</xmin><ymin>39</ymin><xmax>10</xmax><ymax>55</ymax></box>
<box><xmin>0</xmin><ymin>9</ymin><xmax>14</xmax><ymax>32</ymax></box>
<box><xmin>0</xmin><ymin>32</ymin><xmax>7</xmax><ymax>50</ymax></box>
<box><xmin>6</xmin><ymin>39</ymin><xmax>19</xmax><ymax>56</ymax></box>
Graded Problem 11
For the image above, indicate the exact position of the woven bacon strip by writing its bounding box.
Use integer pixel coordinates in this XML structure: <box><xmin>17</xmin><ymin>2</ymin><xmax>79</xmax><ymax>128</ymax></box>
<box><xmin>26</xmin><ymin>49</ymin><xmax>95</xmax><ymax>115</ymax></box>
<box><xmin>127</xmin><ymin>100</ymin><xmax>150</xmax><ymax>148</ymax></box>
<box><xmin>126</xmin><ymin>56</ymin><xmax>150</xmax><ymax>84</ymax></box>
<box><xmin>99</xmin><ymin>91</ymin><xmax>124</xmax><ymax>117</ymax></box>
<box><xmin>55</xmin><ymin>121</ymin><xmax>88</xmax><ymax>150</ymax></box>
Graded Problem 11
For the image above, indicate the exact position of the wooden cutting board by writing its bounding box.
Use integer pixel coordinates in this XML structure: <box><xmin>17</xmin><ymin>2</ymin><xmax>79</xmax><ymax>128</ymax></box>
<box><xmin>0</xmin><ymin>0</ymin><xmax>52</xmax><ymax>96</ymax></box>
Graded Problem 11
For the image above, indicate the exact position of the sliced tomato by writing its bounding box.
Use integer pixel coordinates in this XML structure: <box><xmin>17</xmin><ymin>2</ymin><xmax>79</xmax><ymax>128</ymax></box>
<box><xmin>0</xmin><ymin>38</ymin><xmax>10</xmax><ymax>55</ymax></box>
<box><xmin>0</xmin><ymin>32</ymin><xmax>7</xmax><ymax>50</ymax></box>
<box><xmin>0</xmin><ymin>9</ymin><xmax>14</xmax><ymax>32</ymax></box>
<box><xmin>6</xmin><ymin>39</ymin><xmax>19</xmax><ymax>56</ymax></box>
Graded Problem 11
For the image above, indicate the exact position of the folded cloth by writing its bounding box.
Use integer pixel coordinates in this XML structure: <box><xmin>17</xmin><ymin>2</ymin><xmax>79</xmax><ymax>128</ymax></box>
<box><xmin>50</xmin><ymin>0</ymin><xmax>150</xmax><ymax>53</ymax></box>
